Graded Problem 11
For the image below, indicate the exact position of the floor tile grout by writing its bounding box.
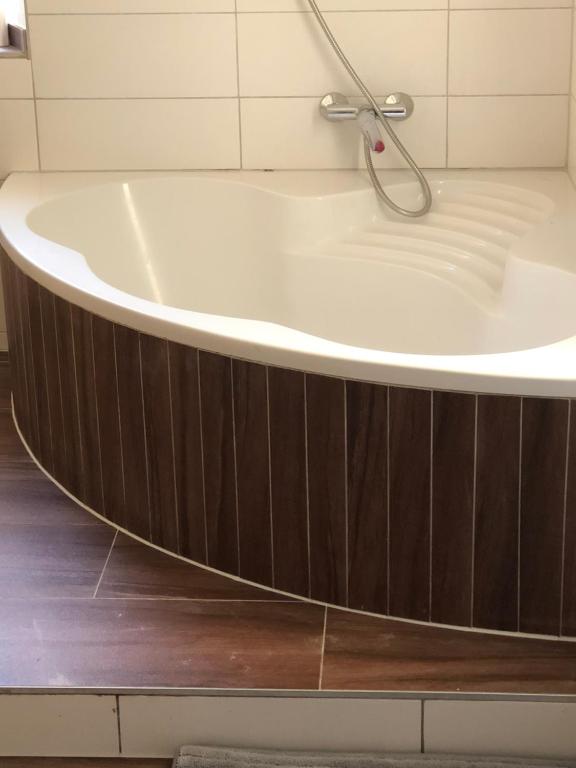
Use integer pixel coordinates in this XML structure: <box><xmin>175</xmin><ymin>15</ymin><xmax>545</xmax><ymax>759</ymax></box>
<box><xmin>92</xmin><ymin>528</ymin><xmax>119</xmax><ymax>598</ymax></box>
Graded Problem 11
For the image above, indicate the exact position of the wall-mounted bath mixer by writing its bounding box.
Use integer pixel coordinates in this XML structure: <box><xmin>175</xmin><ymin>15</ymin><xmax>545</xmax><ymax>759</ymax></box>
<box><xmin>306</xmin><ymin>0</ymin><xmax>432</xmax><ymax>218</ymax></box>
<box><xmin>320</xmin><ymin>92</ymin><xmax>414</xmax><ymax>154</ymax></box>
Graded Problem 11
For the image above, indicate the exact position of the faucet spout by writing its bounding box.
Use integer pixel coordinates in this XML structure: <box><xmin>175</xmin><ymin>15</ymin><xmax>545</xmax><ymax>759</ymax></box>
<box><xmin>357</xmin><ymin>109</ymin><xmax>385</xmax><ymax>154</ymax></box>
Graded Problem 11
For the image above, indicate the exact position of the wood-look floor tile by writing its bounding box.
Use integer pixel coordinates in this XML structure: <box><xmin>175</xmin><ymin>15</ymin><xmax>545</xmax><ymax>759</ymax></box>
<box><xmin>0</xmin><ymin>523</ymin><xmax>114</xmax><ymax>597</ymax></box>
<box><xmin>321</xmin><ymin>609</ymin><xmax>576</xmax><ymax>693</ymax></box>
<box><xmin>0</xmin><ymin>475</ymin><xmax>101</xmax><ymax>526</ymax></box>
<box><xmin>97</xmin><ymin>533</ymin><xmax>289</xmax><ymax>600</ymax></box>
<box><xmin>0</xmin><ymin>599</ymin><xmax>325</xmax><ymax>688</ymax></box>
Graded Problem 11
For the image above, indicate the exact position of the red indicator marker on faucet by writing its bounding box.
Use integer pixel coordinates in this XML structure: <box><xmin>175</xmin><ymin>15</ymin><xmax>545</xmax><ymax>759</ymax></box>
<box><xmin>374</xmin><ymin>140</ymin><xmax>385</xmax><ymax>153</ymax></box>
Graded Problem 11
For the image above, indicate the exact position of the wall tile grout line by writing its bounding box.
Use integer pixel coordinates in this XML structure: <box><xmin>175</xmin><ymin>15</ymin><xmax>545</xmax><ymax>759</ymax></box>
<box><xmin>517</xmin><ymin>397</ymin><xmax>524</xmax><ymax>633</ymax></box>
<box><xmin>304</xmin><ymin>373</ymin><xmax>312</xmax><ymax>599</ymax></box>
<box><xmin>38</xmin><ymin>285</ymin><xmax>55</xmax><ymax>469</ymax></box>
<box><xmin>137</xmin><ymin>334</ymin><xmax>153</xmax><ymax>540</ymax></box>
<box><xmin>68</xmin><ymin>303</ymin><xmax>85</xmax><ymax>491</ymax></box>
<box><xmin>115</xmin><ymin>693</ymin><xmax>123</xmax><ymax>756</ymax></box>
<box><xmin>89</xmin><ymin>314</ymin><xmax>106</xmax><ymax>517</ymax></box>
<box><xmin>52</xmin><ymin>293</ymin><xmax>69</xmax><ymax>479</ymax></box>
<box><xmin>470</xmin><ymin>393</ymin><xmax>479</xmax><ymax>627</ymax></box>
<box><xmin>343</xmin><ymin>380</ymin><xmax>349</xmax><ymax>608</ymax></box>
<box><xmin>386</xmin><ymin>386</ymin><xmax>391</xmax><ymax>617</ymax></box>
<box><xmin>429</xmin><ymin>390</ymin><xmax>434</xmax><ymax>622</ymax></box>
<box><xmin>233</xmin><ymin>0</ymin><xmax>243</xmax><ymax>169</ymax></box>
<box><xmin>112</xmin><ymin>325</ymin><xmax>127</xmax><ymax>510</ymax></box>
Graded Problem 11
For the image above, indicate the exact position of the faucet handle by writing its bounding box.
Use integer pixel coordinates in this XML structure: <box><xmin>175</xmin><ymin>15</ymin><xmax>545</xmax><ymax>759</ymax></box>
<box><xmin>319</xmin><ymin>91</ymin><xmax>414</xmax><ymax>122</ymax></box>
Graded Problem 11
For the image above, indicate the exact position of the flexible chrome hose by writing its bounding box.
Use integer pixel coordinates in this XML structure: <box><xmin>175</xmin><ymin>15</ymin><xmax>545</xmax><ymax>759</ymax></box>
<box><xmin>306</xmin><ymin>0</ymin><xmax>433</xmax><ymax>218</ymax></box>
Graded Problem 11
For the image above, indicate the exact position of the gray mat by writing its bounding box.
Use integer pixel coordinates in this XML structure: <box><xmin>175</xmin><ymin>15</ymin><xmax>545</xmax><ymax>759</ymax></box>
<box><xmin>173</xmin><ymin>747</ymin><xmax>576</xmax><ymax>768</ymax></box>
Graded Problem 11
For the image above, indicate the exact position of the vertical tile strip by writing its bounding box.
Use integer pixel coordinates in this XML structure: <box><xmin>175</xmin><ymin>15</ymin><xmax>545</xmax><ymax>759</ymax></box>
<box><xmin>520</xmin><ymin>397</ymin><xmax>568</xmax><ymax>635</ymax></box>
<box><xmin>92</xmin><ymin>315</ymin><xmax>124</xmax><ymax>525</ymax></box>
<box><xmin>431</xmin><ymin>391</ymin><xmax>475</xmax><ymax>626</ymax></box>
<box><xmin>18</xmin><ymin>272</ymin><xmax>41</xmax><ymax>459</ymax></box>
<box><xmin>114</xmin><ymin>323</ymin><xmax>150</xmax><ymax>540</ymax></box>
<box><xmin>562</xmin><ymin>400</ymin><xmax>576</xmax><ymax>636</ymax></box>
<box><xmin>140</xmin><ymin>334</ymin><xmax>178</xmax><ymax>551</ymax></box>
<box><xmin>388</xmin><ymin>386</ymin><xmax>432</xmax><ymax>621</ymax></box>
<box><xmin>306</xmin><ymin>374</ymin><xmax>347</xmax><ymax>605</ymax></box>
<box><xmin>0</xmin><ymin>255</ymin><xmax>28</xmax><ymax>437</ymax></box>
<box><xmin>27</xmin><ymin>280</ymin><xmax>53</xmax><ymax>474</ymax></box>
<box><xmin>38</xmin><ymin>285</ymin><xmax>65</xmax><ymax>483</ymax></box>
<box><xmin>346</xmin><ymin>380</ymin><xmax>388</xmax><ymax>614</ymax></box>
<box><xmin>232</xmin><ymin>359</ymin><xmax>273</xmax><ymax>586</ymax></box>
<box><xmin>198</xmin><ymin>350</ymin><xmax>239</xmax><ymax>575</ymax></box>
<box><xmin>168</xmin><ymin>342</ymin><xmax>206</xmax><ymax>564</ymax></box>
<box><xmin>474</xmin><ymin>395</ymin><xmax>520</xmax><ymax>632</ymax></box>
<box><xmin>70</xmin><ymin>304</ymin><xmax>103</xmax><ymax>510</ymax></box>
<box><xmin>268</xmin><ymin>366</ymin><xmax>309</xmax><ymax>595</ymax></box>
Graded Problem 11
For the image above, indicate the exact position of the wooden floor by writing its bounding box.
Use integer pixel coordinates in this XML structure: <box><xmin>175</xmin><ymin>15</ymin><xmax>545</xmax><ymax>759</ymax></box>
<box><xmin>0</xmin><ymin>356</ymin><xmax>575</xmax><ymax>694</ymax></box>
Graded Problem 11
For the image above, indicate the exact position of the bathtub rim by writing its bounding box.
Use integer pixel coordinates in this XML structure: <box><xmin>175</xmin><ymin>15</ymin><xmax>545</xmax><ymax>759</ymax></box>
<box><xmin>2</xmin><ymin>168</ymin><xmax>576</xmax><ymax>399</ymax></box>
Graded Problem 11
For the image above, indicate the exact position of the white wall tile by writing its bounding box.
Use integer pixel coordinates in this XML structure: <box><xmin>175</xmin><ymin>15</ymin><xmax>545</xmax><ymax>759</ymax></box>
<box><xmin>0</xmin><ymin>695</ymin><xmax>119</xmax><ymax>757</ymax></box>
<box><xmin>30</xmin><ymin>14</ymin><xmax>237</xmax><ymax>98</ymax></box>
<box><xmin>37</xmin><ymin>99</ymin><xmax>240</xmax><ymax>170</ymax></box>
<box><xmin>27</xmin><ymin>0</ymin><xmax>234</xmax><ymax>11</ymax></box>
<box><xmin>449</xmin><ymin>9</ymin><xmax>571</xmax><ymax>96</ymax></box>
<box><xmin>237</xmin><ymin>12</ymin><xmax>448</xmax><ymax>97</ymax></box>
<box><xmin>120</xmin><ymin>696</ymin><xmax>422</xmax><ymax>758</ymax></box>
<box><xmin>0</xmin><ymin>100</ymin><xmax>39</xmax><ymax>176</ymax></box>
<box><xmin>448</xmin><ymin>95</ymin><xmax>568</xmax><ymax>167</ymax></box>
<box><xmin>241</xmin><ymin>96</ymin><xmax>446</xmax><ymax>169</ymax></box>
<box><xmin>568</xmin><ymin>95</ymin><xmax>576</xmax><ymax>184</ymax></box>
<box><xmin>424</xmin><ymin>701</ymin><xmax>576</xmax><ymax>759</ymax></box>
<box><xmin>0</xmin><ymin>60</ymin><xmax>34</xmax><ymax>98</ymax></box>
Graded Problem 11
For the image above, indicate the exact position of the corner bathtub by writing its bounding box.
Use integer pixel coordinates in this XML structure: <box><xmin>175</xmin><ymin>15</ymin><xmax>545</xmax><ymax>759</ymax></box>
<box><xmin>1</xmin><ymin>169</ymin><xmax>576</xmax><ymax>640</ymax></box>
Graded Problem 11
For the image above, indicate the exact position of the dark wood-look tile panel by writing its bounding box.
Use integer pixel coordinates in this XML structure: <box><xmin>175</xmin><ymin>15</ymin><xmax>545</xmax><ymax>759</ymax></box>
<box><xmin>140</xmin><ymin>335</ymin><xmax>178</xmax><ymax>552</ymax></box>
<box><xmin>17</xmin><ymin>269</ymin><xmax>41</xmax><ymax>460</ymax></box>
<box><xmin>267</xmin><ymin>366</ymin><xmax>309</xmax><ymax>596</ymax></box>
<box><xmin>198</xmin><ymin>351</ymin><xmax>239</xmax><ymax>575</ymax></box>
<box><xmin>26</xmin><ymin>279</ymin><xmax>54</xmax><ymax>474</ymax></box>
<box><xmin>114</xmin><ymin>324</ymin><xmax>150</xmax><ymax>540</ymax></box>
<box><xmin>70</xmin><ymin>305</ymin><xmax>104</xmax><ymax>511</ymax></box>
<box><xmin>53</xmin><ymin>295</ymin><xmax>84</xmax><ymax>497</ymax></box>
<box><xmin>168</xmin><ymin>342</ymin><xmax>206</xmax><ymax>564</ymax></box>
<box><xmin>346</xmin><ymin>380</ymin><xmax>388</xmax><ymax>614</ymax></box>
<box><xmin>431</xmin><ymin>391</ymin><xmax>475</xmax><ymax>627</ymax></box>
<box><xmin>563</xmin><ymin>400</ymin><xmax>576</xmax><ymax>636</ymax></box>
<box><xmin>388</xmin><ymin>386</ymin><xmax>431</xmax><ymax>622</ymax></box>
<box><xmin>92</xmin><ymin>315</ymin><xmax>125</xmax><ymax>526</ymax></box>
<box><xmin>232</xmin><ymin>359</ymin><xmax>273</xmax><ymax>587</ymax></box>
<box><xmin>1</xmin><ymin>254</ymin><xmax>29</xmax><ymax>438</ymax></box>
<box><xmin>306</xmin><ymin>374</ymin><xmax>347</xmax><ymax>605</ymax></box>
<box><xmin>474</xmin><ymin>395</ymin><xmax>521</xmax><ymax>632</ymax></box>
<box><xmin>520</xmin><ymin>397</ymin><xmax>569</xmax><ymax>636</ymax></box>
<box><xmin>38</xmin><ymin>285</ymin><xmax>69</xmax><ymax>488</ymax></box>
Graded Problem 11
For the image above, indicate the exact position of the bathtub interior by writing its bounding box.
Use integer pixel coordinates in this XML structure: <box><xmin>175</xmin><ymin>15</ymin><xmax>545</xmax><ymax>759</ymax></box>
<box><xmin>25</xmin><ymin>174</ymin><xmax>576</xmax><ymax>356</ymax></box>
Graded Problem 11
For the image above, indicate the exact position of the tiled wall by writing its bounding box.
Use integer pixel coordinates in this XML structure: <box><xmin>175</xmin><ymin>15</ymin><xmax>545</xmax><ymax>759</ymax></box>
<box><xmin>0</xmin><ymin>0</ymin><xmax>573</xmax><ymax>179</ymax></box>
<box><xmin>569</xmin><ymin>0</ymin><xmax>576</xmax><ymax>184</ymax></box>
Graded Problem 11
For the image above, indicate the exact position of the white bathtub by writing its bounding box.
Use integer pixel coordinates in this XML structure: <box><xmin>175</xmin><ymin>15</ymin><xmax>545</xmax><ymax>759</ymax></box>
<box><xmin>1</xmin><ymin>169</ymin><xmax>576</xmax><ymax>396</ymax></box>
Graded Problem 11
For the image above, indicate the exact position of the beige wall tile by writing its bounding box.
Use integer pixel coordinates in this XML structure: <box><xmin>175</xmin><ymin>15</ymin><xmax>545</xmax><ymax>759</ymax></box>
<box><xmin>0</xmin><ymin>100</ymin><xmax>39</xmax><ymax>176</ymax></box>
<box><xmin>27</xmin><ymin>0</ymin><xmax>234</xmax><ymax>11</ymax></box>
<box><xmin>424</xmin><ymin>700</ymin><xmax>576</xmax><ymax>759</ymax></box>
<box><xmin>120</xmin><ymin>696</ymin><xmax>422</xmax><ymax>758</ymax></box>
<box><xmin>0</xmin><ymin>60</ymin><xmax>34</xmax><ymax>99</ymax></box>
<box><xmin>448</xmin><ymin>95</ymin><xmax>568</xmax><ymax>167</ymax></box>
<box><xmin>0</xmin><ymin>695</ymin><xmax>119</xmax><ymax>757</ymax></box>
<box><xmin>37</xmin><ymin>99</ymin><xmax>240</xmax><ymax>170</ymax></box>
<box><xmin>30</xmin><ymin>14</ymin><xmax>237</xmax><ymax>98</ymax></box>
<box><xmin>449</xmin><ymin>9</ymin><xmax>571</xmax><ymax>96</ymax></box>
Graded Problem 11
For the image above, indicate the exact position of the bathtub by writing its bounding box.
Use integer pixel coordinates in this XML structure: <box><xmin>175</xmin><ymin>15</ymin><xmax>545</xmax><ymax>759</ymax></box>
<box><xmin>1</xmin><ymin>169</ymin><xmax>576</xmax><ymax>639</ymax></box>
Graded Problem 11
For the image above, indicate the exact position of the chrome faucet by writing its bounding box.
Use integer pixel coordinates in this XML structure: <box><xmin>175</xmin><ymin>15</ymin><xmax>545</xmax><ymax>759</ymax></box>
<box><xmin>319</xmin><ymin>91</ymin><xmax>414</xmax><ymax>154</ymax></box>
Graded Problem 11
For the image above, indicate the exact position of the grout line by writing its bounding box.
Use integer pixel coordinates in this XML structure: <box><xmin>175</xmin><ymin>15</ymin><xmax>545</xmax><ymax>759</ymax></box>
<box><xmin>68</xmin><ymin>305</ymin><xmax>85</xmax><ymax>487</ymax></box>
<box><xmin>38</xmin><ymin>285</ymin><xmax>55</xmax><ymax>468</ymax></box>
<box><xmin>137</xmin><ymin>335</ymin><xmax>153</xmax><ymax>539</ymax></box>
<box><xmin>318</xmin><ymin>605</ymin><xmax>329</xmax><ymax>691</ymax></box>
<box><xmin>559</xmin><ymin>400</ymin><xmax>572</xmax><ymax>635</ymax></box>
<box><xmin>233</xmin><ymin>0</ymin><xmax>243</xmax><ymax>169</ymax></box>
<box><xmin>386</xmin><ymin>386</ymin><xmax>391</xmax><ymax>616</ymax></box>
<box><xmin>230</xmin><ymin>358</ymin><xmax>242</xmax><ymax>575</ymax></box>
<box><xmin>92</xmin><ymin>528</ymin><xmax>118</xmax><ymax>599</ymax></box>
<box><xmin>470</xmin><ymin>394</ymin><xmax>479</xmax><ymax>627</ymax></box>
<box><xmin>265</xmin><ymin>366</ymin><xmax>275</xmax><ymax>588</ymax></box>
<box><xmin>421</xmin><ymin>699</ymin><xmax>426</xmax><ymax>753</ymax></box>
<box><xmin>166</xmin><ymin>343</ymin><xmax>181</xmax><ymax>554</ymax></box>
<box><xmin>196</xmin><ymin>349</ymin><xmax>210</xmax><ymax>565</ymax></box>
<box><xmin>445</xmin><ymin>3</ymin><xmax>451</xmax><ymax>168</ymax></box>
<box><xmin>51</xmin><ymin>294</ymin><xmax>69</xmax><ymax>475</ymax></box>
<box><xmin>304</xmin><ymin>373</ymin><xmax>312</xmax><ymax>599</ymax></box>
<box><xmin>24</xmin><ymin>0</ymin><xmax>42</xmax><ymax>174</ymax></box>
